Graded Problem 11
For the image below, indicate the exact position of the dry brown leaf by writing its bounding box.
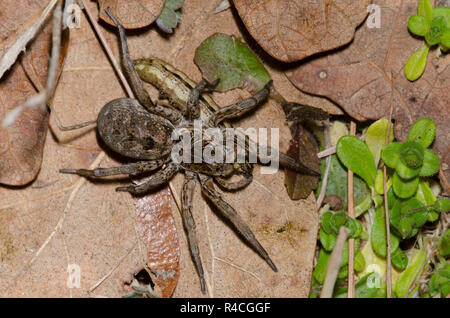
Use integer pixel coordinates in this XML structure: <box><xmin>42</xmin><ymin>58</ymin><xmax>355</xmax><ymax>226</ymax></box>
<box><xmin>287</xmin><ymin>0</ymin><xmax>450</xmax><ymax>191</ymax></box>
<box><xmin>98</xmin><ymin>0</ymin><xmax>165</xmax><ymax>29</ymax></box>
<box><xmin>0</xmin><ymin>0</ymin><xmax>318</xmax><ymax>297</ymax></box>
<box><xmin>233</xmin><ymin>0</ymin><xmax>371</xmax><ymax>62</ymax></box>
<box><xmin>0</xmin><ymin>1</ymin><xmax>67</xmax><ymax>186</ymax></box>
<box><xmin>132</xmin><ymin>184</ymin><xmax>180</xmax><ymax>298</ymax></box>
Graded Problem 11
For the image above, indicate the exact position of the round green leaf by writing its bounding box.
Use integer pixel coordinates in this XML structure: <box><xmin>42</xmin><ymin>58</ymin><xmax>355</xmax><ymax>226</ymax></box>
<box><xmin>396</xmin><ymin>160</ymin><xmax>421</xmax><ymax>179</ymax></box>
<box><xmin>392</xmin><ymin>172</ymin><xmax>419</xmax><ymax>199</ymax></box>
<box><xmin>381</xmin><ymin>142</ymin><xmax>402</xmax><ymax>168</ymax></box>
<box><xmin>391</xmin><ymin>248</ymin><xmax>408</xmax><ymax>271</ymax></box>
<box><xmin>336</xmin><ymin>136</ymin><xmax>377</xmax><ymax>187</ymax></box>
<box><xmin>404</xmin><ymin>44</ymin><xmax>429</xmax><ymax>81</ymax></box>
<box><xmin>330</xmin><ymin>211</ymin><xmax>348</xmax><ymax>233</ymax></box>
<box><xmin>434</xmin><ymin>198</ymin><xmax>450</xmax><ymax>213</ymax></box>
<box><xmin>425</xmin><ymin>16</ymin><xmax>447</xmax><ymax>46</ymax></box>
<box><xmin>419</xmin><ymin>149</ymin><xmax>440</xmax><ymax>176</ymax></box>
<box><xmin>408</xmin><ymin>15</ymin><xmax>431</xmax><ymax>36</ymax></box>
<box><xmin>319</xmin><ymin>229</ymin><xmax>336</xmax><ymax>252</ymax></box>
<box><xmin>408</xmin><ymin>118</ymin><xmax>436</xmax><ymax>148</ymax></box>
<box><xmin>399</xmin><ymin>141</ymin><xmax>424</xmax><ymax>170</ymax></box>
<box><xmin>321</xmin><ymin>211</ymin><xmax>334</xmax><ymax>234</ymax></box>
<box><xmin>354</xmin><ymin>252</ymin><xmax>366</xmax><ymax>273</ymax></box>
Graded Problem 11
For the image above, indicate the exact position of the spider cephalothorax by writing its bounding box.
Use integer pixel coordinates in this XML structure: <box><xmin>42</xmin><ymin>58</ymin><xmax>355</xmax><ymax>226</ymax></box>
<box><xmin>60</xmin><ymin>9</ymin><xmax>320</xmax><ymax>294</ymax></box>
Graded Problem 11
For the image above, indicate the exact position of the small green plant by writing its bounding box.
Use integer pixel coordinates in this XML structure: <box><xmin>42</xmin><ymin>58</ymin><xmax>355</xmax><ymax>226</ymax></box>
<box><xmin>404</xmin><ymin>0</ymin><xmax>450</xmax><ymax>81</ymax></box>
<box><xmin>311</xmin><ymin>117</ymin><xmax>449</xmax><ymax>298</ymax></box>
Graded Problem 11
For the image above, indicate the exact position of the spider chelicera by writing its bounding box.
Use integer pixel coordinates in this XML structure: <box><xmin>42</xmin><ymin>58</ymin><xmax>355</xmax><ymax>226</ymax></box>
<box><xmin>60</xmin><ymin>8</ymin><xmax>320</xmax><ymax>294</ymax></box>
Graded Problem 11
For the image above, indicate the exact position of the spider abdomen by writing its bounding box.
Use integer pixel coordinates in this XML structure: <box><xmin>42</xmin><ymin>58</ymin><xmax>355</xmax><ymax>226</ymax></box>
<box><xmin>97</xmin><ymin>98</ymin><xmax>174</xmax><ymax>160</ymax></box>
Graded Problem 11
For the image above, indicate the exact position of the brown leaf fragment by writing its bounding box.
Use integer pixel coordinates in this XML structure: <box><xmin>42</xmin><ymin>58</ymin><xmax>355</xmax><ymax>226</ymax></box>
<box><xmin>0</xmin><ymin>1</ymin><xmax>68</xmax><ymax>185</ymax></box>
<box><xmin>284</xmin><ymin>123</ymin><xmax>320</xmax><ymax>200</ymax></box>
<box><xmin>98</xmin><ymin>0</ymin><xmax>165</xmax><ymax>29</ymax></box>
<box><xmin>287</xmin><ymin>0</ymin><xmax>450</xmax><ymax>191</ymax></box>
<box><xmin>133</xmin><ymin>183</ymin><xmax>180</xmax><ymax>298</ymax></box>
<box><xmin>233</xmin><ymin>0</ymin><xmax>371</xmax><ymax>62</ymax></box>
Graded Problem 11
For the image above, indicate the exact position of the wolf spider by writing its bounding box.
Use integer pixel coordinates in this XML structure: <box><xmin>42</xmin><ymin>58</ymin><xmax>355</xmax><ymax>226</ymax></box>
<box><xmin>60</xmin><ymin>9</ymin><xmax>320</xmax><ymax>294</ymax></box>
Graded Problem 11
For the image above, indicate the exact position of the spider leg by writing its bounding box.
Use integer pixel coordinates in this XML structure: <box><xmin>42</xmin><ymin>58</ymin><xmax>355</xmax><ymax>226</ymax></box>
<box><xmin>186</xmin><ymin>79</ymin><xmax>219</xmax><ymax>119</ymax></box>
<box><xmin>198</xmin><ymin>174</ymin><xmax>278</xmax><ymax>272</ymax></box>
<box><xmin>105</xmin><ymin>9</ymin><xmax>182</xmax><ymax>124</ymax></box>
<box><xmin>59</xmin><ymin>160</ymin><xmax>164</xmax><ymax>177</ymax></box>
<box><xmin>181</xmin><ymin>171</ymin><xmax>206</xmax><ymax>294</ymax></box>
<box><xmin>209</xmin><ymin>80</ymin><xmax>272</xmax><ymax>125</ymax></box>
<box><xmin>116</xmin><ymin>162</ymin><xmax>180</xmax><ymax>195</ymax></box>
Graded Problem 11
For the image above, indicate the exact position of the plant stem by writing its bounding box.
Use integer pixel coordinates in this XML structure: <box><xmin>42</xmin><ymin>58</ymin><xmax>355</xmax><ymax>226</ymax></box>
<box><xmin>347</xmin><ymin>121</ymin><xmax>356</xmax><ymax>298</ymax></box>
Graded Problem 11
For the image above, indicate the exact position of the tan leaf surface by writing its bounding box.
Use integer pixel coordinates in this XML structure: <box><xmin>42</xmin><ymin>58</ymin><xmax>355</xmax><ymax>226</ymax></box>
<box><xmin>98</xmin><ymin>0</ymin><xmax>165</xmax><ymax>29</ymax></box>
<box><xmin>0</xmin><ymin>0</ymin><xmax>319</xmax><ymax>297</ymax></box>
<box><xmin>233</xmin><ymin>0</ymin><xmax>371</xmax><ymax>62</ymax></box>
<box><xmin>0</xmin><ymin>0</ymin><xmax>66</xmax><ymax>185</ymax></box>
<box><xmin>287</xmin><ymin>0</ymin><xmax>450</xmax><ymax>192</ymax></box>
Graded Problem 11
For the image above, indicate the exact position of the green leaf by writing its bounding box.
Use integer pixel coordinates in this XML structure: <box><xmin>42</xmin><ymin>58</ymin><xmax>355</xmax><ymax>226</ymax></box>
<box><xmin>312</xmin><ymin>248</ymin><xmax>330</xmax><ymax>285</ymax></box>
<box><xmin>336</xmin><ymin>136</ymin><xmax>377</xmax><ymax>187</ymax></box>
<box><xmin>425</xmin><ymin>16</ymin><xmax>447</xmax><ymax>46</ymax></box>
<box><xmin>381</xmin><ymin>142</ymin><xmax>402</xmax><ymax>169</ymax></box>
<box><xmin>354</xmin><ymin>252</ymin><xmax>366</xmax><ymax>273</ymax></box>
<box><xmin>396</xmin><ymin>160</ymin><xmax>421</xmax><ymax>179</ymax></box>
<box><xmin>399</xmin><ymin>141</ymin><xmax>424</xmax><ymax>170</ymax></box>
<box><xmin>330</xmin><ymin>211</ymin><xmax>348</xmax><ymax>234</ymax></box>
<box><xmin>441</xmin><ymin>29</ymin><xmax>450</xmax><ymax>48</ymax></box>
<box><xmin>408</xmin><ymin>15</ymin><xmax>431</xmax><ymax>36</ymax></box>
<box><xmin>194</xmin><ymin>33</ymin><xmax>271</xmax><ymax>92</ymax></box>
<box><xmin>434</xmin><ymin>198</ymin><xmax>450</xmax><ymax>213</ymax></box>
<box><xmin>392</xmin><ymin>172</ymin><xmax>419</xmax><ymax>199</ymax></box>
<box><xmin>334</xmin><ymin>273</ymin><xmax>386</xmax><ymax>298</ymax></box>
<box><xmin>318</xmin><ymin>155</ymin><xmax>370</xmax><ymax>207</ymax></box>
<box><xmin>321</xmin><ymin>211</ymin><xmax>334</xmax><ymax>234</ymax></box>
<box><xmin>319</xmin><ymin>229</ymin><xmax>336</xmax><ymax>252</ymax></box>
<box><xmin>156</xmin><ymin>0</ymin><xmax>185</xmax><ymax>33</ymax></box>
<box><xmin>391</xmin><ymin>248</ymin><xmax>408</xmax><ymax>271</ymax></box>
<box><xmin>404</xmin><ymin>44</ymin><xmax>430</xmax><ymax>81</ymax></box>
<box><xmin>365</xmin><ymin>119</ymin><xmax>394</xmax><ymax>167</ymax></box>
<box><xmin>408</xmin><ymin>118</ymin><xmax>436</xmax><ymax>148</ymax></box>
<box><xmin>419</xmin><ymin>149</ymin><xmax>440</xmax><ymax>177</ymax></box>
<box><xmin>415</xmin><ymin>180</ymin><xmax>436</xmax><ymax>206</ymax></box>
<box><xmin>418</xmin><ymin>0</ymin><xmax>433</xmax><ymax>21</ymax></box>
<box><xmin>439</xmin><ymin>229</ymin><xmax>450</xmax><ymax>257</ymax></box>
<box><xmin>371</xmin><ymin>206</ymin><xmax>400</xmax><ymax>257</ymax></box>
<box><xmin>433</xmin><ymin>6</ymin><xmax>450</xmax><ymax>24</ymax></box>
<box><xmin>390</xmin><ymin>198</ymin><xmax>426</xmax><ymax>239</ymax></box>
<box><xmin>395</xmin><ymin>248</ymin><xmax>427</xmax><ymax>298</ymax></box>
<box><xmin>429</xmin><ymin>264</ymin><xmax>450</xmax><ymax>297</ymax></box>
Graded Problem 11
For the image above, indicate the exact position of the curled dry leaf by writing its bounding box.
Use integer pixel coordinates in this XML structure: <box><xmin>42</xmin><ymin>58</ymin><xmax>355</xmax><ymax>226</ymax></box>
<box><xmin>284</xmin><ymin>124</ymin><xmax>320</xmax><ymax>200</ymax></box>
<box><xmin>0</xmin><ymin>0</ymin><xmax>68</xmax><ymax>185</ymax></box>
<box><xmin>287</xmin><ymin>0</ymin><xmax>450</xmax><ymax>191</ymax></box>
<box><xmin>98</xmin><ymin>0</ymin><xmax>165</xmax><ymax>29</ymax></box>
<box><xmin>233</xmin><ymin>0</ymin><xmax>371</xmax><ymax>62</ymax></box>
<box><xmin>132</xmin><ymin>184</ymin><xmax>180</xmax><ymax>298</ymax></box>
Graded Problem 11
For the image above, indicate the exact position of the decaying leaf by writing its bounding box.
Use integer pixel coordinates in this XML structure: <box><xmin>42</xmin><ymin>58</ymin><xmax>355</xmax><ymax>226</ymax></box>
<box><xmin>287</xmin><ymin>0</ymin><xmax>450</xmax><ymax>191</ymax></box>
<box><xmin>0</xmin><ymin>1</ymin><xmax>68</xmax><ymax>185</ymax></box>
<box><xmin>284</xmin><ymin>124</ymin><xmax>320</xmax><ymax>200</ymax></box>
<box><xmin>132</xmin><ymin>185</ymin><xmax>180</xmax><ymax>298</ymax></box>
<box><xmin>233</xmin><ymin>0</ymin><xmax>371</xmax><ymax>62</ymax></box>
<box><xmin>98</xmin><ymin>0</ymin><xmax>165</xmax><ymax>29</ymax></box>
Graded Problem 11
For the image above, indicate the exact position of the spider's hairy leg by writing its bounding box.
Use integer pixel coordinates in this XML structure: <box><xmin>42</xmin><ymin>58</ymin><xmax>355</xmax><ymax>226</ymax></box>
<box><xmin>277</xmin><ymin>151</ymin><xmax>321</xmax><ymax>176</ymax></box>
<box><xmin>105</xmin><ymin>9</ymin><xmax>154</xmax><ymax>110</ymax></box>
<box><xmin>186</xmin><ymin>79</ymin><xmax>219</xmax><ymax>119</ymax></box>
<box><xmin>209</xmin><ymin>80</ymin><xmax>272</xmax><ymax>126</ymax></box>
<box><xmin>181</xmin><ymin>171</ymin><xmax>206</xmax><ymax>294</ymax></box>
<box><xmin>198</xmin><ymin>174</ymin><xmax>278</xmax><ymax>272</ymax></box>
<box><xmin>116</xmin><ymin>162</ymin><xmax>180</xmax><ymax>195</ymax></box>
<box><xmin>59</xmin><ymin>160</ymin><xmax>165</xmax><ymax>177</ymax></box>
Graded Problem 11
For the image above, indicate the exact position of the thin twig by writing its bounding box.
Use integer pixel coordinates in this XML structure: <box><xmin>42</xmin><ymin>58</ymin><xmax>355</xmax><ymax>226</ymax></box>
<box><xmin>321</xmin><ymin>227</ymin><xmax>350</xmax><ymax>298</ymax></box>
<box><xmin>347</xmin><ymin>121</ymin><xmax>356</xmax><ymax>298</ymax></box>
<box><xmin>0</xmin><ymin>0</ymin><xmax>59</xmax><ymax>79</ymax></box>
<box><xmin>2</xmin><ymin>0</ymin><xmax>63</xmax><ymax>128</ymax></box>
<box><xmin>383</xmin><ymin>74</ymin><xmax>395</xmax><ymax>298</ymax></box>
<box><xmin>317</xmin><ymin>119</ymin><xmax>331</xmax><ymax>208</ymax></box>
<box><xmin>79</xmin><ymin>0</ymin><xmax>133</xmax><ymax>97</ymax></box>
